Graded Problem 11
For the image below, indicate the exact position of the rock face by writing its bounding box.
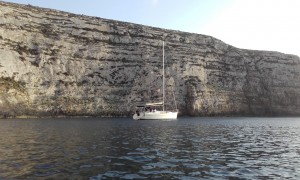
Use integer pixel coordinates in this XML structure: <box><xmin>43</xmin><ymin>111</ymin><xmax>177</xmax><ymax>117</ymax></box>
<box><xmin>0</xmin><ymin>1</ymin><xmax>300</xmax><ymax>118</ymax></box>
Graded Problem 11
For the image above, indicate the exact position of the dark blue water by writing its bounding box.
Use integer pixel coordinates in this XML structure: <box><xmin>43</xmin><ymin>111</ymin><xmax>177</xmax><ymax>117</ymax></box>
<box><xmin>0</xmin><ymin>117</ymin><xmax>300</xmax><ymax>179</ymax></box>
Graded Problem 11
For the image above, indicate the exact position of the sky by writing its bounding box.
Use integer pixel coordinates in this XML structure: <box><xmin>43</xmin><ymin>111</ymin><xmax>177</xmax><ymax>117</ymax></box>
<box><xmin>3</xmin><ymin>0</ymin><xmax>300</xmax><ymax>57</ymax></box>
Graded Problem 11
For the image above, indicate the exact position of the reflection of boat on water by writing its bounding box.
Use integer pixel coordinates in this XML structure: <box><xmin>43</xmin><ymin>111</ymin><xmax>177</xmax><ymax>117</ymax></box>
<box><xmin>133</xmin><ymin>41</ymin><xmax>178</xmax><ymax>120</ymax></box>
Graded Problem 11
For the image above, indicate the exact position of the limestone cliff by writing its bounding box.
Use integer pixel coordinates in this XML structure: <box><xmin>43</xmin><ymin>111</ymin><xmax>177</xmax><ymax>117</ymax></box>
<box><xmin>0</xmin><ymin>1</ymin><xmax>300</xmax><ymax>118</ymax></box>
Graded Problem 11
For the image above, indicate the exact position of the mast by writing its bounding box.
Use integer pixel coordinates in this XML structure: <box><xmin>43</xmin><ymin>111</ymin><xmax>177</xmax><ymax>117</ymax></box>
<box><xmin>163</xmin><ymin>41</ymin><xmax>165</xmax><ymax>111</ymax></box>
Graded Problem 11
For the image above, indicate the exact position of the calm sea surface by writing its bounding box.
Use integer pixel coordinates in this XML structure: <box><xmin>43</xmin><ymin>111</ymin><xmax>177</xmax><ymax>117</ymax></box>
<box><xmin>0</xmin><ymin>117</ymin><xmax>300</xmax><ymax>179</ymax></box>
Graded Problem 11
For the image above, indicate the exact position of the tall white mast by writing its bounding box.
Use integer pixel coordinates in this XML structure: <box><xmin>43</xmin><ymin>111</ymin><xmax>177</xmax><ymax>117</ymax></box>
<box><xmin>163</xmin><ymin>41</ymin><xmax>165</xmax><ymax>112</ymax></box>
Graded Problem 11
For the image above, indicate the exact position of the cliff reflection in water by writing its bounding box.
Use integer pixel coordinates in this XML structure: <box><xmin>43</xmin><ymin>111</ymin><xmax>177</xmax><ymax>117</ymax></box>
<box><xmin>0</xmin><ymin>117</ymin><xmax>300</xmax><ymax>179</ymax></box>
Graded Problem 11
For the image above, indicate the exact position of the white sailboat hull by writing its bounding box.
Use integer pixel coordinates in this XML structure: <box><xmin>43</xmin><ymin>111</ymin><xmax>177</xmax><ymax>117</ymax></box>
<box><xmin>133</xmin><ymin>111</ymin><xmax>178</xmax><ymax>120</ymax></box>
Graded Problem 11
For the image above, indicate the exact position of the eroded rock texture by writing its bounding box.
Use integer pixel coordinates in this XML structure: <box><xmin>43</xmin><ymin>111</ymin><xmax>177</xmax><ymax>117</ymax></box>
<box><xmin>0</xmin><ymin>1</ymin><xmax>300</xmax><ymax>117</ymax></box>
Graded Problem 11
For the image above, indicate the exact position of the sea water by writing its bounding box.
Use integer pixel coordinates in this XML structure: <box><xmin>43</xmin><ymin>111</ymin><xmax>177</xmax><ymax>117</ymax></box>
<box><xmin>0</xmin><ymin>117</ymin><xmax>300</xmax><ymax>179</ymax></box>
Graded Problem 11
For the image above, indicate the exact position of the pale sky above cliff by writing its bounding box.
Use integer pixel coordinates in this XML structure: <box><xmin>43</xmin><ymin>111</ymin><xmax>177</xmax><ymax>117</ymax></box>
<box><xmin>3</xmin><ymin>0</ymin><xmax>300</xmax><ymax>57</ymax></box>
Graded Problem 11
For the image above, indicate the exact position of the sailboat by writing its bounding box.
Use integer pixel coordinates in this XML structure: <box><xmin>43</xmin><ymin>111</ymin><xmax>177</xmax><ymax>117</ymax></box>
<box><xmin>133</xmin><ymin>41</ymin><xmax>178</xmax><ymax>120</ymax></box>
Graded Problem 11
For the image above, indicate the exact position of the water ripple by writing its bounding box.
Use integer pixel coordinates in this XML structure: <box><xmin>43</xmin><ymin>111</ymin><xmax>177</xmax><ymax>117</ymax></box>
<box><xmin>0</xmin><ymin>117</ymin><xmax>300</xmax><ymax>179</ymax></box>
